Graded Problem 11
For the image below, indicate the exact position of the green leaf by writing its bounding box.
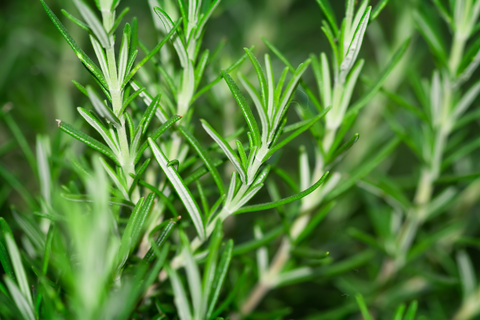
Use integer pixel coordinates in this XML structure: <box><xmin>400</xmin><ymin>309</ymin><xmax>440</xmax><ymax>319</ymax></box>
<box><xmin>40</xmin><ymin>0</ymin><xmax>109</xmax><ymax>89</ymax></box>
<box><xmin>264</xmin><ymin>107</ymin><xmax>331</xmax><ymax>160</ymax></box>
<box><xmin>262</xmin><ymin>37</ymin><xmax>323</xmax><ymax>111</ymax></box>
<box><xmin>118</xmin><ymin>196</ymin><xmax>145</xmax><ymax>265</ymax></box>
<box><xmin>235</xmin><ymin>171</ymin><xmax>329</xmax><ymax>214</ymax></box>
<box><xmin>180</xmin><ymin>231</ymin><xmax>203</xmax><ymax>318</ymax></box>
<box><xmin>72</xmin><ymin>0</ymin><xmax>109</xmax><ymax>48</ymax></box>
<box><xmin>36</xmin><ymin>135</ymin><xmax>51</xmax><ymax>207</ymax></box>
<box><xmin>239</xmin><ymin>73</ymin><xmax>269</xmax><ymax>144</ymax></box>
<box><xmin>2</xmin><ymin>223</ymin><xmax>33</xmax><ymax>309</ymax></box>
<box><xmin>118</xmin><ymin>23</ymin><xmax>131</xmax><ymax>84</ymax></box>
<box><xmin>131</xmin><ymin>193</ymin><xmax>156</xmax><ymax>248</ymax></box>
<box><xmin>148</xmin><ymin>138</ymin><xmax>206</xmax><ymax>239</ymax></box>
<box><xmin>192</xmin><ymin>47</ymin><xmax>251</xmax><ymax>102</ymax></box>
<box><xmin>316</xmin><ymin>0</ymin><xmax>339</xmax><ymax>35</ymax></box>
<box><xmin>0</xmin><ymin>241</ymin><xmax>15</xmax><ymax>281</ymax></box>
<box><xmin>236</xmin><ymin>140</ymin><xmax>248</xmax><ymax>169</ymax></box>
<box><xmin>346</xmin><ymin>38</ymin><xmax>410</xmax><ymax>117</ymax></box>
<box><xmin>154</xmin><ymin>8</ymin><xmax>188</xmax><ymax>66</ymax></box>
<box><xmin>203</xmin><ymin>221</ymin><xmax>223</xmax><ymax>310</ymax></box>
<box><xmin>392</xmin><ymin>304</ymin><xmax>406</xmax><ymax>320</ymax></box>
<box><xmin>178</xmin><ymin>126</ymin><xmax>225</xmax><ymax>195</ymax></box>
<box><xmin>57</xmin><ymin>120</ymin><xmax>119</xmax><ymax>165</ymax></box>
<box><xmin>195</xmin><ymin>49</ymin><xmax>210</xmax><ymax>89</ymax></box>
<box><xmin>452</xmin><ymin>80</ymin><xmax>480</xmax><ymax>119</ymax></box>
<box><xmin>206</xmin><ymin>239</ymin><xmax>233</xmax><ymax>319</ymax></box>
<box><xmin>128</xmin><ymin>158</ymin><xmax>151</xmax><ymax>196</ymax></box>
<box><xmin>42</xmin><ymin>224</ymin><xmax>55</xmax><ymax>275</ymax></box>
<box><xmin>195</xmin><ymin>0</ymin><xmax>221</xmax><ymax>39</ymax></box>
<box><xmin>413</xmin><ymin>10</ymin><xmax>447</xmax><ymax>64</ymax></box>
<box><xmin>142</xmin><ymin>94</ymin><xmax>161</xmax><ymax>134</ymax></box>
<box><xmin>457</xmin><ymin>250</ymin><xmax>476</xmax><ymax>300</ymax></box>
<box><xmin>61</xmin><ymin>9</ymin><xmax>89</xmax><ymax>31</ymax></box>
<box><xmin>4</xmin><ymin>277</ymin><xmax>35</xmax><ymax>320</ymax></box>
<box><xmin>135</xmin><ymin>115</ymin><xmax>183</xmax><ymax>164</ymax></box>
<box><xmin>339</xmin><ymin>7</ymin><xmax>371</xmax><ymax>84</ymax></box>
<box><xmin>201</xmin><ymin>119</ymin><xmax>246</xmax><ymax>183</ymax></box>
<box><xmin>272</xmin><ymin>59</ymin><xmax>311</xmax><ymax>132</ymax></box>
<box><xmin>166</xmin><ymin>264</ymin><xmax>193</xmax><ymax>320</ymax></box>
<box><xmin>120</xmin><ymin>87</ymin><xmax>145</xmax><ymax>116</ymax></box>
<box><xmin>124</xmin><ymin>16</ymin><xmax>183</xmax><ymax>86</ymax></box>
<box><xmin>100</xmin><ymin>157</ymin><xmax>129</xmax><ymax>199</ymax></box>
<box><xmin>404</xmin><ymin>301</ymin><xmax>418</xmax><ymax>320</ymax></box>
<box><xmin>328</xmin><ymin>133</ymin><xmax>360</xmax><ymax>164</ymax></box>
<box><xmin>355</xmin><ymin>294</ymin><xmax>373</xmax><ymax>320</ymax></box>
<box><xmin>86</xmin><ymin>86</ymin><xmax>121</xmax><ymax>126</ymax></box>
<box><xmin>12</xmin><ymin>210</ymin><xmax>45</xmax><ymax>252</ymax></box>
<box><xmin>222</xmin><ymin>70</ymin><xmax>262</xmax><ymax>148</ymax></box>
<box><xmin>371</xmin><ymin>0</ymin><xmax>390</xmax><ymax>21</ymax></box>
<box><xmin>143</xmin><ymin>219</ymin><xmax>177</xmax><ymax>263</ymax></box>
<box><xmin>108</xmin><ymin>7</ymin><xmax>130</xmax><ymax>34</ymax></box>
<box><xmin>244</xmin><ymin>48</ymin><xmax>268</xmax><ymax>110</ymax></box>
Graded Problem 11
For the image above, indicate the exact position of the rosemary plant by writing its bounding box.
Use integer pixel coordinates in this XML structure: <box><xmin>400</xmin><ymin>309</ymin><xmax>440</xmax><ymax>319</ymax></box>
<box><xmin>1</xmin><ymin>0</ymin><xmax>480</xmax><ymax>319</ymax></box>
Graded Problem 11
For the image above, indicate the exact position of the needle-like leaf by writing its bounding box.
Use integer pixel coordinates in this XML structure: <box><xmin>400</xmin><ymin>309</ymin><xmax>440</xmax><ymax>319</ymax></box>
<box><xmin>201</xmin><ymin>119</ymin><xmax>246</xmax><ymax>183</ymax></box>
<box><xmin>235</xmin><ymin>171</ymin><xmax>329</xmax><ymax>214</ymax></box>
<box><xmin>222</xmin><ymin>70</ymin><xmax>262</xmax><ymax>148</ymax></box>
<box><xmin>178</xmin><ymin>126</ymin><xmax>225</xmax><ymax>195</ymax></box>
<box><xmin>148</xmin><ymin>138</ymin><xmax>206</xmax><ymax>239</ymax></box>
<box><xmin>40</xmin><ymin>0</ymin><xmax>108</xmax><ymax>89</ymax></box>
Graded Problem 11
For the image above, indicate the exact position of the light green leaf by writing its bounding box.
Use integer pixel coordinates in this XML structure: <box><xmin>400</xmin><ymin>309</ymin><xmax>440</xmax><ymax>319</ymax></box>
<box><xmin>338</xmin><ymin>7</ymin><xmax>371</xmax><ymax>84</ymax></box>
<box><xmin>154</xmin><ymin>8</ymin><xmax>188</xmax><ymax>66</ymax></box>
<box><xmin>118</xmin><ymin>23</ymin><xmax>131</xmax><ymax>84</ymax></box>
<box><xmin>180</xmin><ymin>231</ymin><xmax>202</xmax><ymax>319</ymax></box>
<box><xmin>239</xmin><ymin>73</ymin><xmax>269</xmax><ymax>144</ymax></box>
<box><xmin>457</xmin><ymin>250</ymin><xmax>477</xmax><ymax>300</ymax></box>
<box><xmin>148</xmin><ymin>138</ymin><xmax>206</xmax><ymax>239</ymax></box>
<box><xmin>201</xmin><ymin>119</ymin><xmax>246</xmax><ymax>184</ymax></box>
<box><xmin>4</xmin><ymin>277</ymin><xmax>35</xmax><ymax>320</ymax></box>
<box><xmin>2</xmin><ymin>224</ymin><xmax>33</xmax><ymax>309</ymax></box>
<box><xmin>206</xmin><ymin>239</ymin><xmax>233</xmax><ymax>319</ymax></box>
<box><xmin>99</xmin><ymin>157</ymin><xmax>129</xmax><ymax>199</ymax></box>
<box><xmin>166</xmin><ymin>264</ymin><xmax>193</xmax><ymax>320</ymax></box>
<box><xmin>86</xmin><ymin>86</ymin><xmax>121</xmax><ymax>126</ymax></box>
<box><xmin>77</xmin><ymin>107</ymin><xmax>120</xmax><ymax>155</ymax></box>
<box><xmin>272</xmin><ymin>59</ymin><xmax>311</xmax><ymax>133</ymax></box>
<box><xmin>72</xmin><ymin>0</ymin><xmax>109</xmax><ymax>48</ymax></box>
